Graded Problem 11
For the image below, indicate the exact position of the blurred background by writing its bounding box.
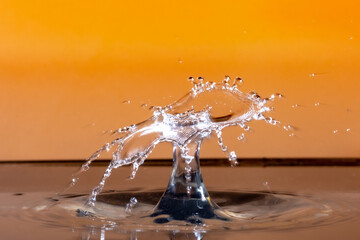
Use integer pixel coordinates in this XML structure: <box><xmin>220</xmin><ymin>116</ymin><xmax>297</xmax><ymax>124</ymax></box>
<box><xmin>0</xmin><ymin>0</ymin><xmax>359</xmax><ymax>161</ymax></box>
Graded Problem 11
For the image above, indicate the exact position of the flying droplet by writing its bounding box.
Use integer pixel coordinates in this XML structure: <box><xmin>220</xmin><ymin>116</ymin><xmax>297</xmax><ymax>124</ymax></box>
<box><xmin>178</xmin><ymin>58</ymin><xmax>183</xmax><ymax>64</ymax></box>
<box><xmin>270</xmin><ymin>93</ymin><xmax>284</xmax><ymax>100</ymax></box>
<box><xmin>237</xmin><ymin>133</ymin><xmax>246</xmax><ymax>142</ymax></box>
<box><xmin>283</xmin><ymin>125</ymin><xmax>294</xmax><ymax>131</ymax></box>
<box><xmin>233</xmin><ymin>77</ymin><xmax>243</xmax><ymax>87</ymax></box>
<box><xmin>229</xmin><ymin>151</ymin><xmax>237</xmax><ymax>161</ymax></box>
<box><xmin>333</xmin><ymin>130</ymin><xmax>338</xmax><ymax>134</ymax></box>
<box><xmin>346</xmin><ymin>128</ymin><xmax>351</xmax><ymax>132</ymax></box>
<box><xmin>223</xmin><ymin>75</ymin><xmax>230</xmax><ymax>84</ymax></box>
<box><xmin>263</xmin><ymin>181</ymin><xmax>272</xmax><ymax>193</ymax></box>
<box><xmin>314</xmin><ymin>102</ymin><xmax>320</xmax><ymax>107</ymax></box>
<box><xmin>105</xmin><ymin>143</ymin><xmax>111</xmax><ymax>152</ymax></box>
<box><xmin>122</xmin><ymin>100</ymin><xmax>131</xmax><ymax>104</ymax></box>
<box><xmin>188</xmin><ymin>77</ymin><xmax>195</xmax><ymax>84</ymax></box>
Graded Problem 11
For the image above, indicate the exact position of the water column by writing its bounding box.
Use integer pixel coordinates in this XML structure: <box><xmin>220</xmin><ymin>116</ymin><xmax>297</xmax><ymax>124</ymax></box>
<box><xmin>151</xmin><ymin>141</ymin><xmax>228</xmax><ymax>223</ymax></box>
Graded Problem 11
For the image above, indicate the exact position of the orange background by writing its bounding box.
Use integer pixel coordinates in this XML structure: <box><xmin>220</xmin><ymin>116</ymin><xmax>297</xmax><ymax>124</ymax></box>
<box><xmin>1</xmin><ymin>0</ymin><xmax>359</xmax><ymax>160</ymax></box>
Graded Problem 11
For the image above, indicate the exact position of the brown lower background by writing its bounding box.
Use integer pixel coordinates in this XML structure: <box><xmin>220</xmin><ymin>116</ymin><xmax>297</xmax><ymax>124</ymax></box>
<box><xmin>1</xmin><ymin>158</ymin><xmax>359</xmax><ymax>166</ymax></box>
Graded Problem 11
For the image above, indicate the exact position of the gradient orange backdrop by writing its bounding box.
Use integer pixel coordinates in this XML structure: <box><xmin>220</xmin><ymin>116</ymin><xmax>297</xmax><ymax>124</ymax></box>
<box><xmin>1</xmin><ymin>0</ymin><xmax>359</xmax><ymax>160</ymax></box>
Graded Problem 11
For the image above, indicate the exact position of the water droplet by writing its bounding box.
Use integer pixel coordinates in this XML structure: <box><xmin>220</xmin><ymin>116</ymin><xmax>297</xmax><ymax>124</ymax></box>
<box><xmin>188</xmin><ymin>77</ymin><xmax>195</xmax><ymax>84</ymax></box>
<box><xmin>178</xmin><ymin>58</ymin><xmax>183</xmax><ymax>64</ymax></box>
<box><xmin>233</xmin><ymin>77</ymin><xmax>243</xmax><ymax>88</ymax></box>
<box><xmin>125</xmin><ymin>197</ymin><xmax>138</xmax><ymax>214</ymax></box>
<box><xmin>346</xmin><ymin>128</ymin><xmax>351</xmax><ymax>132</ymax></box>
<box><xmin>350</xmin><ymin>36</ymin><xmax>353</xmax><ymax>40</ymax></box>
<box><xmin>283</xmin><ymin>124</ymin><xmax>294</xmax><ymax>131</ymax></box>
<box><xmin>243</xmin><ymin>125</ymin><xmax>251</xmax><ymax>131</ymax></box>
<box><xmin>229</xmin><ymin>151</ymin><xmax>237</xmax><ymax>161</ymax></box>
<box><xmin>186</xmin><ymin>185</ymin><xmax>192</xmax><ymax>196</ymax></box>
<box><xmin>333</xmin><ymin>130</ymin><xmax>338</xmax><ymax>134</ymax></box>
<box><xmin>223</xmin><ymin>75</ymin><xmax>230</xmax><ymax>84</ymax></box>
<box><xmin>263</xmin><ymin>181</ymin><xmax>272</xmax><ymax>193</ymax></box>
<box><xmin>228</xmin><ymin>151</ymin><xmax>238</xmax><ymax>166</ymax></box>
<box><xmin>292</xmin><ymin>104</ymin><xmax>299</xmax><ymax>108</ymax></box>
<box><xmin>314</xmin><ymin>102</ymin><xmax>320</xmax><ymax>107</ymax></box>
<box><xmin>185</xmin><ymin>173</ymin><xmax>192</xmax><ymax>182</ymax></box>
<box><xmin>237</xmin><ymin>133</ymin><xmax>246</xmax><ymax>142</ymax></box>
<box><xmin>105</xmin><ymin>143</ymin><xmax>111</xmax><ymax>152</ymax></box>
<box><xmin>269</xmin><ymin>93</ymin><xmax>284</xmax><ymax>100</ymax></box>
<box><xmin>122</xmin><ymin>100</ymin><xmax>131</xmax><ymax>104</ymax></box>
<box><xmin>140</xmin><ymin>103</ymin><xmax>148</xmax><ymax>108</ymax></box>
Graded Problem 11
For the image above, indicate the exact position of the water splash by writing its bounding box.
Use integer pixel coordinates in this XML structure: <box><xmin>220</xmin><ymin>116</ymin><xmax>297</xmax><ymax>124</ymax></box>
<box><xmin>71</xmin><ymin>76</ymin><xmax>291</xmax><ymax>208</ymax></box>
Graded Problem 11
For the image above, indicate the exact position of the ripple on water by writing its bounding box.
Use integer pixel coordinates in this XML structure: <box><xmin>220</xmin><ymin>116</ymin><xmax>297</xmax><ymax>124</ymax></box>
<box><xmin>10</xmin><ymin>190</ymin><xmax>358</xmax><ymax>233</ymax></box>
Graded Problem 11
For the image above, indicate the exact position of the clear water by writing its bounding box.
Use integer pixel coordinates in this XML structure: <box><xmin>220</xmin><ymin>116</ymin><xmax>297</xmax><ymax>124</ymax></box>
<box><xmin>1</xmin><ymin>164</ymin><xmax>360</xmax><ymax>239</ymax></box>
<box><xmin>57</xmin><ymin>76</ymin><xmax>356</xmax><ymax>232</ymax></box>
<box><xmin>2</xmin><ymin>77</ymin><xmax>358</xmax><ymax>239</ymax></box>
<box><xmin>68</xmin><ymin>76</ymin><xmax>292</xmax><ymax>206</ymax></box>
<box><xmin>20</xmin><ymin>190</ymin><xmax>355</xmax><ymax>232</ymax></box>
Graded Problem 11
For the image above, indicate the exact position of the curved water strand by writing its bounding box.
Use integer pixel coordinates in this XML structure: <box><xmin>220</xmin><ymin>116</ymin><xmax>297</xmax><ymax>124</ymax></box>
<box><xmin>69</xmin><ymin>76</ymin><xmax>297</xmax><ymax>220</ymax></box>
